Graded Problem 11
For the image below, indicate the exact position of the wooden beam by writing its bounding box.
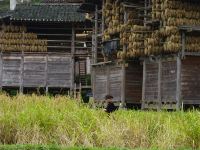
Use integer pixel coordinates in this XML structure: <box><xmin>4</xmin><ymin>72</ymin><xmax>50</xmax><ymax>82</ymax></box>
<box><xmin>176</xmin><ymin>56</ymin><xmax>181</xmax><ymax>110</ymax></box>
<box><xmin>158</xmin><ymin>59</ymin><xmax>162</xmax><ymax>110</ymax></box>
<box><xmin>94</xmin><ymin>4</ymin><xmax>98</xmax><ymax>64</ymax></box>
<box><xmin>45</xmin><ymin>54</ymin><xmax>48</xmax><ymax>95</ymax></box>
<box><xmin>142</xmin><ymin>60</ymin><xmax>146</xmax><ymax>109</ymax></box>
<box><xmin>181</xmin><ymin>31</ymin><xmax>186</xmax><ymax>59</ymax></box>
<box><xmin>92</xmin><ymin>66</ymin><xmax>96</xmax><ymax>100</ymax></box>
<box><xmin>0</xmin><ymin>52</ymin><xmax>2</xmax><ymax>90</ymax></box>
<box><xmin>106</xmin><ymin>65</ymin><xmax>110</xmax><ymax>95</ymax></box>
<box><xmin>20</xmin><ymin>51</ymin><xmax>24</xmax><ymax>94</ymax></box>
<box><xmin>71</xmin><ymin>26</ymin><xmax>75</xmax><ymax>93</ymax></box>
<box><xmin>102</xmin><ymin>0</ymin><xmax>105</xmax><ymax>36</ymax></box>
<box><xmin>121</xmin><ymin>10</ymin><xmax>128</xmax><ymax>107</ymax></box>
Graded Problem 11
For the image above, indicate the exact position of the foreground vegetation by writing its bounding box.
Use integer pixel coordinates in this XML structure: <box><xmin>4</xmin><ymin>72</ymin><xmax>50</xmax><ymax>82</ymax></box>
<box><xmin>0</xmin><ymin>94</ymin><xmax>200</xmax><ymax>149</ymax></box>
<box><xmin>0</xmin><ymin>145</ymin><xmax>130</xmax><ymax>150</ymax></box>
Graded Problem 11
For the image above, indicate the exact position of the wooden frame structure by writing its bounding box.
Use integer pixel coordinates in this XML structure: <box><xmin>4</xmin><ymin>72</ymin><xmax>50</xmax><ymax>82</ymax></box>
<box><xmin>79</xmin><ymin>0</ymin><xmax>144</xmax><ymax>106</ymax></box>
<box><xmin>142</xmin><ymin>26</ymin><xmax>200</xmax><ymax>110</ymax></box>
<box><xmin>92</xmin><ymin>61</ymin><xmax>142</xmax><ymax>104</ymax></box>
<box><xmin>0</xmin><ymin>2</ymin><xmax>93</xmax><ymax>94</ymax></box>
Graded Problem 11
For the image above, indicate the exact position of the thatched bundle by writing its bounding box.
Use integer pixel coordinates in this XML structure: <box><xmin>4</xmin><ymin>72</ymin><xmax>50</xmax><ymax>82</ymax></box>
<box><xmin>0</xmin><ymin>25</ymin><xmax>47</xmax><ymax>52</ymax></box>
<box><xmin>144</xmin><ymin>0</ymin><xmax>200</xmax><ymax>55</ymax></box>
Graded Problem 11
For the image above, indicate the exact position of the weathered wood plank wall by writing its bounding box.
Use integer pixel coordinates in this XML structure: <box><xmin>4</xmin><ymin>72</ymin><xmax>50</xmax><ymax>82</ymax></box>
<box><xmin>125</xmin><ymin>61</ymin><xmax>142</xmax><ymax>104</ymax></box>
<box><xmin>143</xmin><ymin>58</ymin><xmax>178</xmax><ymax>109</ymax></box>
<box><xmin>0</xmin><ymin>53</ymin><xmax>72</xmax><ymax>89</ymax></box>
<box><xmin>161</xmin><ymin>60</ymin><xmax>177</xmax><ymax>103</ymax></box>
<box><xmin>93</xmin><ymin>66</ymin><xmax>107</xmax><ymax>101</ymax></box>
<box><xmin>181</xmin><ymin>56</ymin><xmax>200</xmax><ymax>104</ymax></box>
<box><xmin>143</xmin><ymin>56</ymin><xmax>200</xmax><ymax>109</ymax></box>
<box><xmin>93</xmin><ymin>62</ymin><xmax>142</xmax><ymax>104</ymax></box>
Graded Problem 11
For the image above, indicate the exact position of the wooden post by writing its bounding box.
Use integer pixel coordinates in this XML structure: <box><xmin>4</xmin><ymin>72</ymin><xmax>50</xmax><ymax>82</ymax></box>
<box><xmin>92</xmin><ymin>66</ymin><xmax>96</xmax><ymax>100</ymax></box>
<box><xmin>106</xmin><ymin>65</ymin><xmax>110</xmax><ymax>95</ymax></box>
<box><xmin>144</xmin><ymin>0</ymin><xmax>147</xmax><ymax>26</ymax></box>
<box><xmin>20</xmin><ymin>51</ymin><xmax>24</xmax><ymax>94</ymax></box>
<box><xmin>74</xmin><ymin>83</ymin><xmax>77</xmax><ymax>99</ymax></box>
<box><xmin>142</xmin><ymin>60</ymin><xmax>146</xmax><ymax>109</ymax></box>
<box><xmin>0</xmin><ymin>52</ymin><xmax>2</xmax><ymax>90</ymax></box>
<box><xmin>158</xmin><ymin>59</ymin><xmax>162</xmax><ymax>110</ymax></box>
<box><xmin>181</xmin><ymin>31</ymin><xmax>186</xmax><ymax>59</ymax></box>
<box><xmin>79</xmin><ymin>82</ymin><xmax>82</xmax><ymax>101</ymax></box>
<box><xmin>94</xmin><ymin>4</ymin><xmax>98</xmax><ymax>64</ymax></box>
<box><xmin>102</xmin><ymin>0</ymin><xmax>105</xmax><ymax>35</ymax></box>
<box><xmin>71</xmin><ymin>25</ymin><xmax>75</xmax><ymax>96</ymax></box>
<box><xmin>121</xmin><ymin>9</ymin><xmax>128</xmax><ymax>107</ymax></box>
<box><xmin>91</xmin><ymin>5</ymin><xmax>98</xmax><ymax>101</ymax></box>
<box><xmin>176</xmin><ymin>56</ymin><xmax>181</xmax><ymax>110</ymax></box>
<box><xmin>45</xmin><ymin>54</ymin><xmax>48</xmax><ymax>95</ymax></box>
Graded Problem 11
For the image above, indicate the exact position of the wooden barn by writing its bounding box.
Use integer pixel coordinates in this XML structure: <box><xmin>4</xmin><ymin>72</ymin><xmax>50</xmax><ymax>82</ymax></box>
<box><xmin>0</xmin><ymin>0</ymin><xmax>92</xmax><ymax>94</ymax></box>
<box><xmin>80</xmin><ymin>0</ymin><xmax>144</xmax><ymax>107</ymax></box>
<box><xmin>141</xmin><ymin>0</ymin><xmax>200</xmax><ymax>110</ymax></box>
<box><xmin>142</xmin><ymin>26</ymin><xmax>200</xmax><ymax>110</ymax></box>
<box><xmin>92</xmin><ymin>61</ymin><xmax>142</xmax><ymax>105</ymax></box>
<box><xmin>80</xmin><ymin>0</ymin><xmax>200</xmax><ymax>109</ymax></box>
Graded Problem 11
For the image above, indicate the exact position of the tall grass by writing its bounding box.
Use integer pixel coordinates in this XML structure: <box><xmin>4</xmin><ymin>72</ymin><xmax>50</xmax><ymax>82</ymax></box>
<box><xmin>0</xmin><ymin>94</ymin><xmax>200</xmax><ymax>149</ymax></box>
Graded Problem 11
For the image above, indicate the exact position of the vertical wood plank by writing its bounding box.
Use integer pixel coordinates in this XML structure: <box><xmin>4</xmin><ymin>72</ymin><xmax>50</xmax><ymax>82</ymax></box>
<box><xmin>20</xmin><ymin>51</ymin><xmax>24</xmax><ymax>93</ymax></box>
<box><xmin>71</xmin><ymin>26</ymin><xmax>75</xmax><ymax>93</ymax></box>
<box><xmin>181</xmin><ymin>32</ymin><xmax>186</xmax><ymax>59</ymax></box>
<box><xmin>142</xmin><ymin>60</ymin><xmax>146</xmax><ymax>109</ymax></box>
<box><xmin>102</xmin><ymin>0</ymin><xmax>105</xmax><ymax>35</ymax></box>
<box><xmin>92</xmin><ymin>66</ymin><xmax>96</xmax><ymax>100</ymax></box>
<box><xmin>106</xmin><ymin>65</ymin><xmax>110</xmax><ymax>95</ymax></box>
<box><xmin>0</xmin><ymin>52</ymin><xmax>2</xmax><ymax>90</ymax></box>
<box><xmin>176</xmin><ymin>56</ymin><xmax>181</xmax><ymax>110</ymax></box>
<box><xmin>158</xmin><ymin>59</ymin><xmax>162</xmax><ymax>110</ymax></box>
<box><xmin>45</xmin><ymin>54</ymin><xmax>48</xmax><ymax>94</ymax></box>
<box><xmin>94</xmin><ymin>5</ymin><xmax>98</xmax><ymax>64</ymax></box>
<box><xmin>121</xmin><ymin>10</ymin><xmax>128</xmax><ymax>107</ymax></box>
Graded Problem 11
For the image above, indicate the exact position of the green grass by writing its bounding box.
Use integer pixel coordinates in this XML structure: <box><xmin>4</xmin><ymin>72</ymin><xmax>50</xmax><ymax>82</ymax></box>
<box><xmin>0</xmin><ymin>94</ymin><xmax>200</xmax><ymax>149</ymax></box>
<box><xmin>0</xmin><ymin>145</ymin><xmax>130</xmax><ymax>150</ymax></box>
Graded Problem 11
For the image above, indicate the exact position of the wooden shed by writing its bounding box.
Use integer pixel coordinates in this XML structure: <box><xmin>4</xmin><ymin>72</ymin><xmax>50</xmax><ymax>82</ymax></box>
<box><xmin>0</xmin><ymin>2</ymin><xmax>92</xmax><ymax>93</ymax></box>
<box><xmin>142</xmin><ymin>55</ymin><xmax>200</xmax><ymax>110</ymax></box>
<box><xmin>92</xmin><ymin>61</ymin><xmax>142</xmax><ymax>105</ymax></box>
<box><xmin>142</xmin><ymin>26</ymin><xmax>200</xmax><ymax>110</ymax></box>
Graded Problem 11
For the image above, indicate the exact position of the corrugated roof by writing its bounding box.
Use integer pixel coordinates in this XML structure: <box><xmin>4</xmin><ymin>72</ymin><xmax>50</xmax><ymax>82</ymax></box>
<box><xmin>10</xmin><ymin>4</ymin><xmax>87</xmax><ymax>22</ymax></box>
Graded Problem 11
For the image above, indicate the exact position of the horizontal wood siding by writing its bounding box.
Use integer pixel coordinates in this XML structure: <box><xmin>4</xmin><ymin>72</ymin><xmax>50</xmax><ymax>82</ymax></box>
<box><xmin>93</xmin><ymin>62</ymin><xmax>142</xmax><ymax>103</ymax></box>
<box><xmin>109</xmin><ymin>66</ymin><xmax>122</xmax><ymax>101</ymax></box>
<box><xmin>93</xmin><ymin>67</ymin><xmax>107</xmax><ymax>101</ymax></box>
<box><xmin>145</xmin><ymin>62</ymin><xmax>159</xmax><ymax>101</ymax></box>
<box><xmin>2</xmin><ymin>54</ymin><xmax>21</xmax><ymax>86</ymax></box>
<box><xmin>0</xmin><ymin>53</ymin><xmax>72</xmax><ymax>88</ymax></box>
<box><xmin>24</xmin><ymin>54</ymin><xmax>46</xmax><ymax>87</ymax></box>
<box><xmin>161</xmin><ymin>61</ymin><xmax>177</xmax><ymax>102</ymax></box>
<box><xmin>182</xmin><ymin>56</ymin><xmax>200</xmax><ymax>104</ymax></box>
<box><xmin>125</xmin><ymin>62</ymin><xmax>142</xmax><ymax>104</ymax></box>
<box><xmin>47</xmin><ymin>54</ymin><xmax>72</xmax><ymax>87</ymax></box>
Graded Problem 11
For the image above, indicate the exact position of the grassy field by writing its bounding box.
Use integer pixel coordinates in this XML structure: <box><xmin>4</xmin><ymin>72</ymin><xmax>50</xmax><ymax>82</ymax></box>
<box><xmin>0</xmin><ymin>94</ymin><xmax>200</xmax><ymax>149</ymax></box>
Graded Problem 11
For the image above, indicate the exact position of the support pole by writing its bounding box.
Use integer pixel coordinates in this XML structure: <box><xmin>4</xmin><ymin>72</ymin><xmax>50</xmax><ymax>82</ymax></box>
<box><xmin>0</xmin><ymin>52</ymin><xmax>2</xmax><ymax>91</ymax></box>
<box><xmin>20</xmin><ymin>51</ymin><xmax>24</xmax><ymax>94</ymax></box>
<box><xmin>158</xmin><ymin>59</ymin><xmax>162</xmax><ymax>110</ymax></box>
<box><xmin>92</xmin><ymin>5</ymin><xmax>98</xmax><ymax>101</ymax></box>
<box><xmin>45</xmin><ymin>54</ymin><xmax>48</xmax><ymax>95</ymax></box>
<box><xmin>71</xmin><ymin>25</ymin><xmax>75</xmax><ymax>96</ymax></box>
<box><xmin>121</xmin><ymin>9</ymin><xmax>127</xmax><ymax>107</ymax></box>
<box><xmin>142</xmin><ymin>60</ymin><xmax>146</xmax><ymax>109</ymax></box>
<box><xmin>176</xmin><ymin>56</ymin><xmax>181</xmax><ymax>110</ymax></box>
<box><xmin>181</xmin><ymin>31</ymin><xmax>186</xmax><ymax>59</ymax></box>
<box><xmin>94</xmin><ymin>4</ymin><xmax>98</xmax><ymax>64</ymax></box>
